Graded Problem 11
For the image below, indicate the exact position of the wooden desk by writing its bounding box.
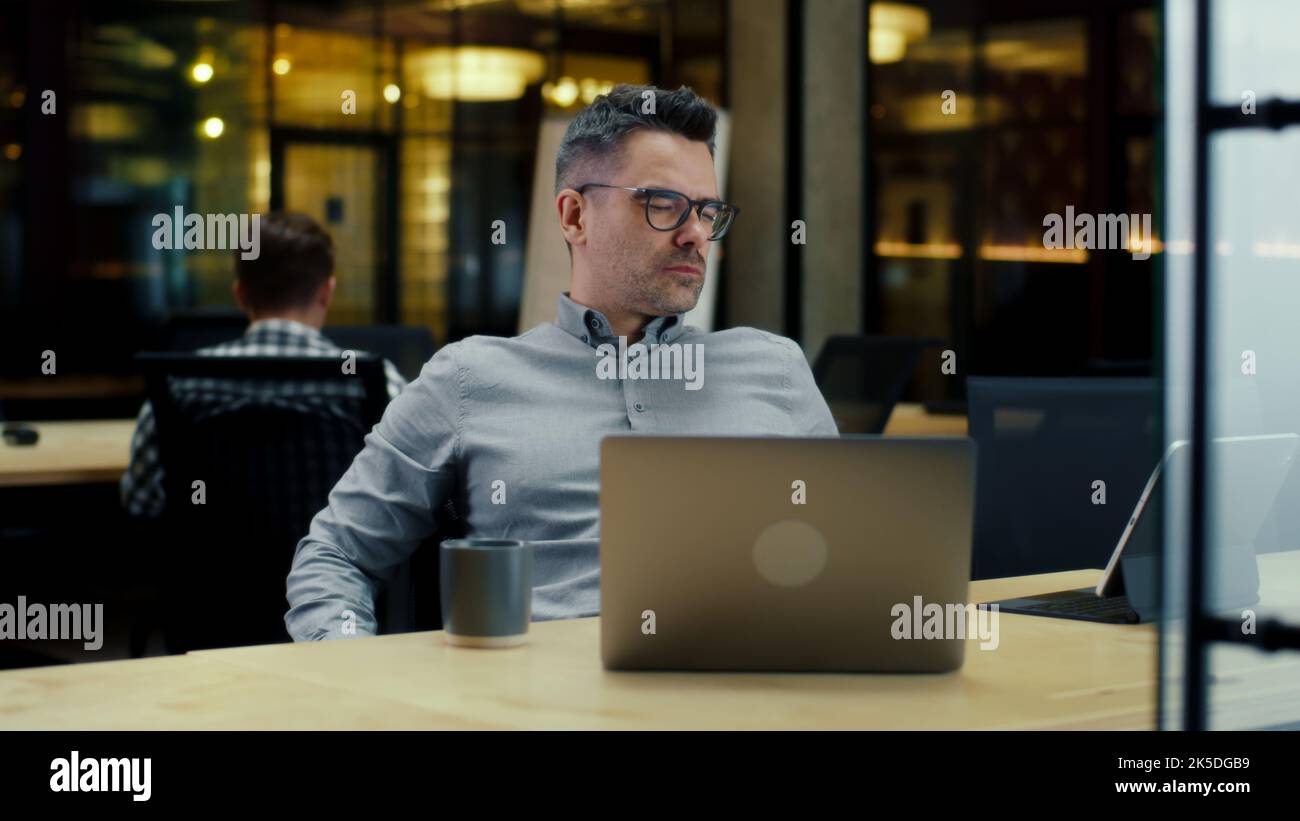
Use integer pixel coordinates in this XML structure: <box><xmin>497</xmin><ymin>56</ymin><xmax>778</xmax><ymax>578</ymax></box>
<box><xmin>0</xmin><ymin>419</ymin><xmax>135</xmax><ymax>488</ymax></box>
<box><xmin>0</xmin><ymin>654</ymin><xmax>456</xmax><ymax>730</ymax></box>
<box><xmin>0</xmin><ymin>568</ymin><xmax>1160</xmax><ymax>730</ymax></box>
<box><xmin>884</xmin><ymin>403</ymin><xmax>968</xmax><ymax>437</ymax></box>
<box><xmin>0</xmin><ymin>375</ymin><xmax>143</xmax><ymax>401</ymax></box>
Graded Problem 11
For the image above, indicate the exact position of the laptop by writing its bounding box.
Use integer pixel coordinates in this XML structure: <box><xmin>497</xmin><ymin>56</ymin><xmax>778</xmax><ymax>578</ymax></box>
<box><xmin>599</xmin><ymin>436</ymin><xmax>976</xmax><ymax>673</ymax></box>
<box><xmin>990</xmin><ymin>434</ymin><xmax>1298</xmax><ymax>624</ymax></box>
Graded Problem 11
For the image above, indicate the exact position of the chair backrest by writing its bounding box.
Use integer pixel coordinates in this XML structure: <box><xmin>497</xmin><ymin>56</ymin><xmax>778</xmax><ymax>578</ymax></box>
<box><xmin>136</xmin><ymin>352</ymin><xmax>388</xmax><ymax>651</ymax></box>
<box><xmin>966</xmin><ymin>377</ymin><xmax>1160</xmax><ymax>580</ymax></box>
<box><xmin>323</xmin><ymin>325</ymin><xmax>437</xmax><ymax>382</ymax></box>
<box><xmin>812</xmin><ymin>335</ymin><xmax>943</xmax><ymax>434</ymax></box>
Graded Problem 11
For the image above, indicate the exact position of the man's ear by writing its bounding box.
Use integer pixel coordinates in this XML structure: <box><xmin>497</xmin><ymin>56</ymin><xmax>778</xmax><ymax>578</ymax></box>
<box><xmin>319</xmin><ymin>276</ymin><xmax>337</xmax><ymax>307</ymax></box>
<box><xmin>556</xmin><ymin>189</ymin><xmax>588</xmax><ymax>248</ymax></box>
<box><xmin>232</xmin><ymin>279</ymin><xmax>249</xmax><ymax>313</ymax></box>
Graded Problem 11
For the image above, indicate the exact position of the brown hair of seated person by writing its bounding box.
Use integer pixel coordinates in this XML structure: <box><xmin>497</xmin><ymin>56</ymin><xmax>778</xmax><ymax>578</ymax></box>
<box><xmin>233</xmin><ymin>211</ymin><xmax>338</xmax><ymax>329</ymax></box>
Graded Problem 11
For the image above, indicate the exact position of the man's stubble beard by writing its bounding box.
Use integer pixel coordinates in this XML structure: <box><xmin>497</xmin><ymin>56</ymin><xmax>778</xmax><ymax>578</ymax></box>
<box><xmin>606</xmin><ymin>237</ymin><xmax>705</xmax><ymax>317</ymax></box>
<box><xmin>632</xmin><ymin>265</ymin><xmax>703</xmax><ymax>316</ymax></box>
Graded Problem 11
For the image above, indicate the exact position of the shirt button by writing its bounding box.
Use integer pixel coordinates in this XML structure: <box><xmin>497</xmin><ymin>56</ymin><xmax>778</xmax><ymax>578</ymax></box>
<box><xmin>581</xmin><ymin>334</ymin><xmax>588</xmax><ymax>343</ymax></box>
<box><xmin>634</xmin><ymin>402</ymin><xmax>645</xmax><ymax>412</ymax></box>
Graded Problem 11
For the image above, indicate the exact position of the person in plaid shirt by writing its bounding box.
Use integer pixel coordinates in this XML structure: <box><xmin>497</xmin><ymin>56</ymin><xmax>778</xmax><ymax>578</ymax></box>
<box><xmin>120</xmin><ymin>212</ymin><xmax>406</xmax><ymax>518</ymax></box>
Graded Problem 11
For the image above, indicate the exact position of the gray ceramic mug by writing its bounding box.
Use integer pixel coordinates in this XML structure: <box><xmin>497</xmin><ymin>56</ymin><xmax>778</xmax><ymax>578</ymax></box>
<box><xmin>440</xmin><ymin>539</ymin><xmax>534</xmax><ymax>647</ymax></box>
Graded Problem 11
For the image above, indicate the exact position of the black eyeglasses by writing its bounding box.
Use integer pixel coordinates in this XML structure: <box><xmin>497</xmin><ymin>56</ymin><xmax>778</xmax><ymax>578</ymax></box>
<box><xmin>576</xmin><ymin>183</ymin><xmax>739</xmax><ymax>240</ymax></box>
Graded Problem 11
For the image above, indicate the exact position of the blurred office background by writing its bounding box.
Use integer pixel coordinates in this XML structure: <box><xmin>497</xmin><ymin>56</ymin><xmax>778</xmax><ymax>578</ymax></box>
<box><xmin>0</xmin><ymin>0</ymin><xmax>727</xmax><ymax>373</ymax></box>
<box><xmin>0</xmin><ymin>0</ymin><xmax>1158</xmax><ymax>395</ymax></box>
<box><xmin>1</xmin><ymin>0</ymin><xmax>1297</xmax><ymax>729</ymax></box>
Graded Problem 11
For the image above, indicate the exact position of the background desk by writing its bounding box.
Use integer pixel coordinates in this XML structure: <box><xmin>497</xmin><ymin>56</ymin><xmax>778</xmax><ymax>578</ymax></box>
<box><xmin>883</xmin><ymin>403</ymin><xmax>968</xmax><ymax>437</ymax></box>
<box><xmin>0</xmin><ymin>568</ymin><xmax>1159</xmax><ymax>730</ymax></box>
<box><xmin>0</xmin><ymin>419</ymin><xmax>134</xmax><ymax>488</ymax></box>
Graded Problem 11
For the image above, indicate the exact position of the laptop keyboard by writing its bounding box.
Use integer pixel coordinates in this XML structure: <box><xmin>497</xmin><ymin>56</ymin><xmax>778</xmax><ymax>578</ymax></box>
<box><xmin>996</xmin><ymin>589</ymin><xmax>1141</xmax><ymax>623</ymax></box>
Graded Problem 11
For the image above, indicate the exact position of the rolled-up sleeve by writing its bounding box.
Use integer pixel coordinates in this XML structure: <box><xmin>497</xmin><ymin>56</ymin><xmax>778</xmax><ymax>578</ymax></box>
<box><xmin>285</xmin><ymin>345</ymin><xmax>463</xmax><ymax>640</ymax></box>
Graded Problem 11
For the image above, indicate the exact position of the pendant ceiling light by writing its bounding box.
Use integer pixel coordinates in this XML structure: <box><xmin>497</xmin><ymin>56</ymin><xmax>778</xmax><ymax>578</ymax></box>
<box><xmin>869</xmin><ymin>3</ymin><xmax>931</xmax><ymax>64</ymax></box>
<box><xmin>407</xmin><ymin>46</ymin><xmax>547</xmax><ymax>101</ymax></box>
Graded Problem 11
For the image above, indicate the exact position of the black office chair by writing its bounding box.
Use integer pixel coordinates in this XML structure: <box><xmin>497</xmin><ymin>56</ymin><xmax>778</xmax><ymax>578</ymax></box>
<box><xmin>135</xmin><ymin>352</ymin><xmax>392</xmax><ymax>652</ymax></box>
<box><xmin>966</xmin><ymin>377</ymin><xmax>1160</xmax><ymax>580</ymax></box>
<box><xmin>812</xmin><ymin>335</ymin><xmax>943</xmax><ymax>434</ymax></box>
<box><xmin>398</xmin><ymin>496</ymin><xmax>465</xmax><ymax>633</ymax></box>
<box><xmin>323</xmin><ymin>325</ymin><xmax>437</xmax><ymax>382</ymax></box>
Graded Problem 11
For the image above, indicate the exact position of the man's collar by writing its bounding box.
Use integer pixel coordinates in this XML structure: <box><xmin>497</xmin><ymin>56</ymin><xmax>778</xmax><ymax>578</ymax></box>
<box><xmin>554</xmin><ymin>292</ymin><xmax>685</xmax><ymax>349</ymax></box>
<box><xmin>245</xmin><ymin>317</ymin><xmax>325</xmax><ymax>339</ymax></box>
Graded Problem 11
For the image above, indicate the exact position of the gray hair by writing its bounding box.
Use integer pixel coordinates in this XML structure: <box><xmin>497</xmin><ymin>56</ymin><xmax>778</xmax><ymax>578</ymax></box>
<box><xmin>554</xmin><ymin>83</ymin><xmax>718</xmax><ymax>195</ymax></box>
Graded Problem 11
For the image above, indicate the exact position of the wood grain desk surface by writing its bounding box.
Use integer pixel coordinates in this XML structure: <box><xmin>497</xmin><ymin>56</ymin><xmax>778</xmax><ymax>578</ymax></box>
<box><xmin>0</xmin><ymin>419</ymin><xmax>135</xmax><ymax>488</ymax></box>
<box><xmin>0</xmin><ymin>568</ymin><xmax>1162</xmax><ymax>730</ymax></box>
<box><xmin>0</xmin><ymin>375</ymin><xmax>144</xmax><ymax>401</ymax></box>
<box><xmin>883</xmin><ymin>403</ymin><xmax>968</xmax><ymax>437</ymax></box>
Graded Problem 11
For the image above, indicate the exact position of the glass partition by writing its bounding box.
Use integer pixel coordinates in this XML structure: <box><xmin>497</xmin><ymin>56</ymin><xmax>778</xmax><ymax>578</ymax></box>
<box><xmin>1162</xmin><ymin>0</ymin><xmax>1300</xmax><ymax>730</ymax></box>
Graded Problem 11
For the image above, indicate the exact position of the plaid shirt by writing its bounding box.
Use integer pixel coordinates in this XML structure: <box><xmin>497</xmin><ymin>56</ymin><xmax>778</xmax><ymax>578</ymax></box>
<box><xmin>120</xmin><ymin>318</ymin><xmax>407</xmax><ymax>518</ymax></box>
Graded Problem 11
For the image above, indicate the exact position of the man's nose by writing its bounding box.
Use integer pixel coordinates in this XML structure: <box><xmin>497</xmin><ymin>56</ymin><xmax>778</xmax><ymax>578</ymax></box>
<box><xmin>674</xmin><ymin>207</ymin><xmax>711</xmax><ymax>248</ymax></box>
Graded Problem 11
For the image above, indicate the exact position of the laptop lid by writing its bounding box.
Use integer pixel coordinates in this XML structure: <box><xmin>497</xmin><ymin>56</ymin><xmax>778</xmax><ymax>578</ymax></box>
<box><xmin>599</xmin><ymin>436</ymin><xmax>976</xmax><ymax>673</ymax></box>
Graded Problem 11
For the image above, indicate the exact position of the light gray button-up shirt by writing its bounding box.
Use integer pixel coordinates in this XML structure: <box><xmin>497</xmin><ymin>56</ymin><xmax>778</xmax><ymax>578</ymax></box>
<box><xmin>285</xmin><ymin>292</ymin><xmax>838</xmax><ymax>640</ymax></box>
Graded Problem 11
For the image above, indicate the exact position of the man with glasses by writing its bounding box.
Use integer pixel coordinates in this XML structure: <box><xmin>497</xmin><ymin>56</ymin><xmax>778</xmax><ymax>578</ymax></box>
<box><xmin>286</xmin><ymin>83</ymin><xmax>836</xmax><ymax>640</ymax></box>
